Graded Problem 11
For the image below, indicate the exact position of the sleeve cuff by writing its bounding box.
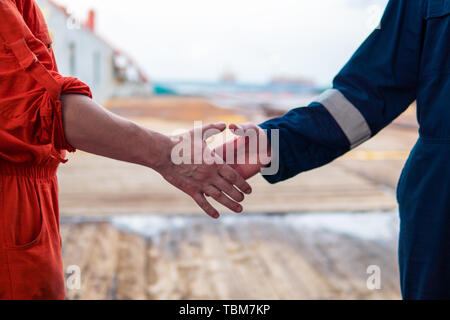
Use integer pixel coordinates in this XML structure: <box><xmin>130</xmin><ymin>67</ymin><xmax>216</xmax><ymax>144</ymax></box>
<box><xmin>54</xmin><ymin>75</ymin><xmax>92</xmax><ymax>154</ymax></box>
<box><xmin>258</xmin><ymin>122</ymin><xmax>297</xmax><ymax>184</ymax></box>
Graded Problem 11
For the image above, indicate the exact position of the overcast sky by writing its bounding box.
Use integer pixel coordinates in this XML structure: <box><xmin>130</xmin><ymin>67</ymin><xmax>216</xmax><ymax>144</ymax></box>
<box><xmin>52</xmin><ymin>0</ymin><xmax>388</xmax><ymax>86</ymax></box>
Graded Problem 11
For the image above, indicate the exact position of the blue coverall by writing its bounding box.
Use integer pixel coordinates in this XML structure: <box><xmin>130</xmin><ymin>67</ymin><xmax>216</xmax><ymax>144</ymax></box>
<box><xmin>260</xmin><ymin>0</ymin><xmax>450</xmax><ymax>299</ymax></box>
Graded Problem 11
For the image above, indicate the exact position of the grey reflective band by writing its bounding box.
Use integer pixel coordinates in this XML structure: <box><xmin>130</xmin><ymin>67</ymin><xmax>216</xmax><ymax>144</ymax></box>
<box><xmin>315</xmin><ymin>89</ymin><xmax>372</xmax><ymax>149</ymax></box>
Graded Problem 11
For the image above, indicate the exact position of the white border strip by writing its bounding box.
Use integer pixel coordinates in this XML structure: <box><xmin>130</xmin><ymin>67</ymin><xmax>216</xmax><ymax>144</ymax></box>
<box><xmin>315</xmin><ymin>89</ymin><xmax>372</xmax><ymax>149</ymax></box>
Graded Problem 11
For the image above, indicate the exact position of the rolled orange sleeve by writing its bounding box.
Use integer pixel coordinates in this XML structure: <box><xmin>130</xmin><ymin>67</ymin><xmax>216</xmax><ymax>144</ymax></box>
<box><xmin>0</xmin><ymin>0</ymin><xmax>92</xmax><ymax>163</ymax></box>
<box><xmin>52</xmin><ymin>73</ymin><xmax>93</xmax><ymax>152</ymax></box>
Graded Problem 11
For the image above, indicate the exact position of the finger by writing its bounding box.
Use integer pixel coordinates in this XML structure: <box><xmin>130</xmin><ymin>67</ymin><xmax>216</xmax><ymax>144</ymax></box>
<box><xmin>192</xmin><ymin>192</ymin><xmax>220</xmax><ymax>219</ymax></box>
<box><xmin>202</xmin><ymin>122</ymin><xmax>227</xmax><ymax>140</ymax></box>
<box><xmin>229</xmin><ymin>123</ymin><xmax>258</xmax><ymax>136</ymax></box>
<box><xmin>204</xmin><ymin>186</ymin><xmax>243</xmax><ymax>213</ymax></box>
<box><xmin>219</xmin><ymin>165</ymin><xmax>252</xmax><ymax>195</ymax></box>
<box><xmin>229</xmin><ymin>123</ymin><xmax>242</xmax><ymax>132</ymax></box>
<box><xmin>213</xmin><ymin>177</ymin><xmax>245</xmax><ymax>202</ymax></box>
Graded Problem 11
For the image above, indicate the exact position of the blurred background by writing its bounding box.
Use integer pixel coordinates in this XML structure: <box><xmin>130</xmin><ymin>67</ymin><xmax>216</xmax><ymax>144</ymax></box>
<box><xmin>38</xmin><ymin>0</ymin><xmax>419</xmax><ymax>299</ymax></box>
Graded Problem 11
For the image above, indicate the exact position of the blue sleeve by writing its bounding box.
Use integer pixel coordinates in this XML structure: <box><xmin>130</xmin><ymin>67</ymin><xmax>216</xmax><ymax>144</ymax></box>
<box><xmin>260</xmin><ymin>0</ymin><xmax>425</xmax><ymax>184</ymax></box>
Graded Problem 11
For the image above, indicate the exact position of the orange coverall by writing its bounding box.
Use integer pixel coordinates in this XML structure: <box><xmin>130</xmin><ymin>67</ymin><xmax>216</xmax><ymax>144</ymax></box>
<box><xmin>0</xmin><ymin>0</ymin><xmax>91</xmax><ymax>299</ymax></box>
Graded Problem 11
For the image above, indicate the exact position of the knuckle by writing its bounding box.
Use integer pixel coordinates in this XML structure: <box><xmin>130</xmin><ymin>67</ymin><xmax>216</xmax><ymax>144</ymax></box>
<box><xmin>196</xmin><ymin>171</ymin><xmax>208</xmax><ymax>180</ymax></box>
<box><xmin>235</xmin><ymin>176</ymin><xmax>246</xmax><ymax>186</ymax></box>
<box><xmin>192</xmin><ymin>194</ymin><xmax>202</xmax><ymax>203</ymax></box>
<box><xmin>211</xmin><ymin>189</ymin><xmax>221</xmax><ymax>198</ymax></box>
<box><xmin>222</xmin><ymin>169</ymin><xmax>236</xmax><ymax>181</ymax></box>
<box><xmin>223</xmin><ymin>200</ymin><xmax>231</xmax><ymax>207</ymax></box>
<box><xmin>218</xmin><ymin>195</ymin><xmax>229</xmax><ymax>205</ymax></box>
<box><xmin>222</xmin><ymin>183</ymin><xmax>233</xmax><ymax>193</ymax></box>
<box><xmin>190</xmin><ymin>186</ymin><xmax>200</xmax><ymax>195</ymax></box>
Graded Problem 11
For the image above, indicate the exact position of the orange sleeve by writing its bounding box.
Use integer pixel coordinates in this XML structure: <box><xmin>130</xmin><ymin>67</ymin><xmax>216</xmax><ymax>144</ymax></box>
<box><xmin>0</xmin><ymin>0</ymin><xmax>92</xmax><ymax>163</ymax></box>
<box><xmin>14</xmin><ymin>0</ymin><xmax>50</xmax><ymax>40</ymax></box>
<box><xmin>51</xmin><ymin>73</ymin><xmax>93</xmax><ymax>153</ymax></box>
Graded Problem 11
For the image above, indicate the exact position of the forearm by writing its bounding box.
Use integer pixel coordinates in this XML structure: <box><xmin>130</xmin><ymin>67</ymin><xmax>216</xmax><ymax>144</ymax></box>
<box><xmin>60</xmin><ymin>94</ymin><xmax>252</xmax><ymax>218</ymax></box>
<box><xmin>61</xmin><ymin>94</ymin><xmax>171</xmax><ymax>170</ymax></box>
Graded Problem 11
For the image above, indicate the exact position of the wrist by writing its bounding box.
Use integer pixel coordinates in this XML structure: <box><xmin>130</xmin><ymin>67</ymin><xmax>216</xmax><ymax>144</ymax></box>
<box><xmin>140</xmin><ymin>129</ymin><xmax>175</xmax><ymax>173</ymax></box>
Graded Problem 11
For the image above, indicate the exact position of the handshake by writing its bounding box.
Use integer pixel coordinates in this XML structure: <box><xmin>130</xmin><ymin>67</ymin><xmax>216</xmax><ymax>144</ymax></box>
<box><xmin>155</xmin><ymin>122</ymin><xmax>273</xmax><ymax>219</ymax></box>
<box><xmin>60</xmin><ymin>94</ymin><xmax>278</xmax><ymax>219</ymax></box>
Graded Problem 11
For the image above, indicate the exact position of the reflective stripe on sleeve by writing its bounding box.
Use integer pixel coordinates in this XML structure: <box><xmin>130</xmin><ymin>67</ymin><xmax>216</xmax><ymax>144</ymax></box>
<box><xmin>315</xmin><ymin>89</ymin><xmax>372</xmax><ymax>149</ymax></box>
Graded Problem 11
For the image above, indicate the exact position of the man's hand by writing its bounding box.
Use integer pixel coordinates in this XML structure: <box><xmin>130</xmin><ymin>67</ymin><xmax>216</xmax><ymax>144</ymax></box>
<box><xmin>61</xmin><ymin>95</ymin><xmax>251</xmax><ymax>219</ymax></box>
<box><xmin>214</xmin><ymin>123</ymin><xmax>271</xmax><ymax>180</ymax></box>
<box><xmin>156</xmin><ymin>123</ymin><xmax>253</xmax><ymax>219</ymax></box>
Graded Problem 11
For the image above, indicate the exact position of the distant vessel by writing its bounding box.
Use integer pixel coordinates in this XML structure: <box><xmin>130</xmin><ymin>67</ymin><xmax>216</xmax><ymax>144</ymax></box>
<box><xmin>219</xmin><ymin>71</ymin><xmax>237</xmax><ymax>84</ymax></box>
<box><xmin>270</xmin><ymin>76</ymin><xmax>316</xmax><ymax>88</ymax></box>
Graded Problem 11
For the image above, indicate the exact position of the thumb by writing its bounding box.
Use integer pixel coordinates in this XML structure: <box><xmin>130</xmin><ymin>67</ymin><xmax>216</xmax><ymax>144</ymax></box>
<box><xmin>202</xmin><ymin>122</ymin><xmax>227</xmax><ymax>140</ymax></box>
<box><xmin>229</xmin><ymin>123</ymin><xmax>259</xmax><ymax>136</ymax></box>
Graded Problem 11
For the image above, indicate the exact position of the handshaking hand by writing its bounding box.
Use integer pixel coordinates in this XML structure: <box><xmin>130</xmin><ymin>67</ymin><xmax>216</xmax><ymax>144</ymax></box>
<box><xmin>60</xmin><ymin>95</ymin><xmax>252</xmax><ymax>219</ymax></box>
<box><xmin>157</xmin><ymin>122</ymin><xmax>253</xmax><ymax>219</ymax></box>
<box><xmin>214</xmin><ymin>123</ymin><xmax>271</xmax><ymax>180</ymax></box>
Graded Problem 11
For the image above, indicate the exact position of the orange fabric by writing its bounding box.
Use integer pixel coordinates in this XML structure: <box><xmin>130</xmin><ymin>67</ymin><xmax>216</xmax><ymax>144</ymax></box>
<box><xmin>0</xmin><ymin>0</ymin><xmax>92</xmax><ymax>299</ymax></box>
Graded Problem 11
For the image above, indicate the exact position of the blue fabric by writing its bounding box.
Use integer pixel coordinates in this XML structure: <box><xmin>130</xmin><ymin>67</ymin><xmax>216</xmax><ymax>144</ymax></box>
<box><xmin>259</xmin><ymin>0</ymin><xmax>450</xmax><ymax>299</ymax></box>
<box><xmin>260</xmin><ymin>103</ymin><xmax>349</xmax><ymax>184</ymax></box>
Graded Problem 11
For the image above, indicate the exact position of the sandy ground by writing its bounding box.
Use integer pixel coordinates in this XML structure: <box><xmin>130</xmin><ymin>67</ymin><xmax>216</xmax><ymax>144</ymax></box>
<box><xmin>57</xmin><ymin>96</ymin><xmax>419</xmax><ymax>300</ymax></box>
<box><xmin>61</xmin><ymin>214</ymin><xmax>401</xmax><ymax>300</ymax></box>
